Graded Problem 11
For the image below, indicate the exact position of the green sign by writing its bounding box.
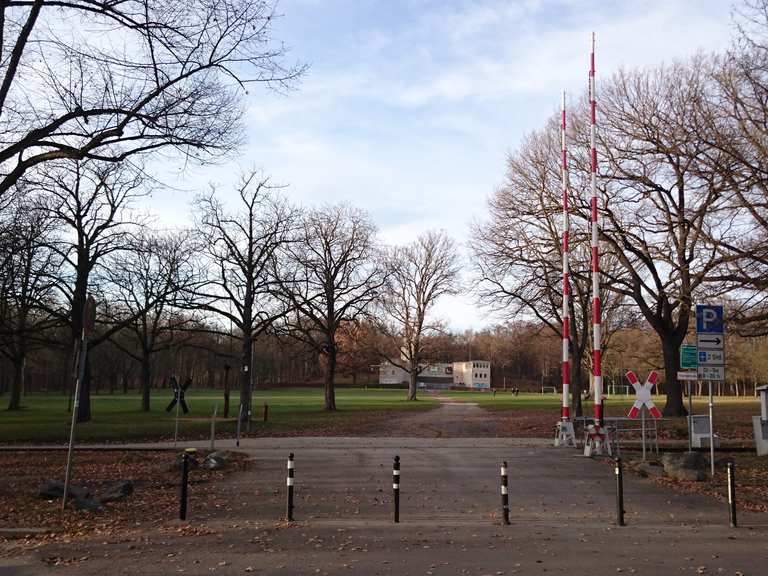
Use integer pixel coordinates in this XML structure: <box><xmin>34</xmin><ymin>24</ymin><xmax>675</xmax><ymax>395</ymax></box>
<box><xmin>680</xmin><ymin>345</ymin><xmax>698</xmax><ymax>369</ymax></box>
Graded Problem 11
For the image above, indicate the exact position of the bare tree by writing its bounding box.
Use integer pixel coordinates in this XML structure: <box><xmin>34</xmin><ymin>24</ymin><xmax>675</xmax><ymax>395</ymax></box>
<box><xmin>277</xmin><ymin>204</ymin><xmax>383</xmax><ymax>411</ymax></box>
<box><xmin>377</xmin><ymin>231</ymin><xmax>460</xmax><ymax>401</ymax></box>
<box><xmin>35</xmin><ymin>159</ymin><xmax>144</xmax><ymax>421</ymax></box>
<box><xmin>471</xmin><ymin>117</ymin><xmax>627</xmax><ymax>415</ymax></box>
<box><xmin>0</xmin><ymin>0</ymin><xmax>306</xmax><ymax>199</ymax></box>
<box><xmin>584</xmin><ymin>60</ymin><xmax>735</xmax><ymax>415</ymax></box>
<box><xmin>0</xmin><ymin>191</ymin><xmax>59</xmax><ymax>409</ymax></box>
<box><xmin>104</xmin><ymin>231</ymin><xmax>196</xmax><ymax>411</ymax></box>
<box><xmin>691</xmin><ymin>5</ymin><xmax>768</xmax><ymax>334</ymax></box>
<box><xmin>191</xmin><ymin>172</ymin><xmax>296</xmax><ymax>421</ymax></box>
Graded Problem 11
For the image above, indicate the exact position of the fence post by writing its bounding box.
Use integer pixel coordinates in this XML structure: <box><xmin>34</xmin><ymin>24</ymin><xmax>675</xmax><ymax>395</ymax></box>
<box><xmin>286</xmin><ymin>453</ymin><xmax>295</xmax><ymax>521</ymax></box>
<box><xmin>209</xmin><ymin>403</ymin><xmax>218</xmax><ymax>451</ymax></box>
<box><xmin>727</xmin><ymin>461</ymin><xmax>737</xmax><ymax>528</ymax></box>
<box><xmin>615</xmin><ymin>457</ymin><xmax>625</xmax><ymax>526</ymax></box>
<box><xmin>393</xmin><ymin>455</ymin><xmax>400</xmax><ymax>523</ymax></box>
<box><xmin>501</xmin><ymin>461</ymin><xmax>510</xmax><ymax>525</ymax></box>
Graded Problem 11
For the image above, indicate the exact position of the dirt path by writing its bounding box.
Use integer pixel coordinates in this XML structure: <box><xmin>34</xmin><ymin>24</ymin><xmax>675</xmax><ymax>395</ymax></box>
<box><xmin>377</xmin><ymin>392</ymin><xmax>502</xmax><ymax>437</ymax></box>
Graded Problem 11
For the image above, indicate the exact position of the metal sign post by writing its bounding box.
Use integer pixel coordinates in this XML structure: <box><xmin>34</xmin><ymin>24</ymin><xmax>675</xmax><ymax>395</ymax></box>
<box><xmin>62</xmin><ymin>294</ymin><xmax>96</xmax><ymax>512</ymax></box>
<box><xmin>688</xmin><ymin>381</ymin><xmax>694</xmax><ymax>452</ymax></box>
<box><xmin>709</xmin><ymin>380</ymin><xmax>715</xmax><ymax>477</ymax></box>
<box><xmin>696</xmin><ymin>304</ymin><xmax>725</xmax><ymax>478</ymax></box>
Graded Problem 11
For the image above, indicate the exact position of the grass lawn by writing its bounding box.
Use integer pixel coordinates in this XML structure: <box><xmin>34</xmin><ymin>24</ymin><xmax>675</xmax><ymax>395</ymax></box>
<box><xmin>440</xmin><ymin>390</ymin><xmax>761</xmax><ymax>442</ymax></box>
<box><xmin>0</xmin><ymin>387</ymin><xmax>438</xmax><ymax>444</ymax></box>
<box><xmin>440</xmin><ymin>390</ymin><xmax>759</xmax><ymax>412</ymax></box>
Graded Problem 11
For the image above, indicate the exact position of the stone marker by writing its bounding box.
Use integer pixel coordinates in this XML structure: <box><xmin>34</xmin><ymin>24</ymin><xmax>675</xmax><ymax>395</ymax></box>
<box><xmin>37</xmin><ymin>480</ymin><xmax>89</xmax><ymax>501</ymax></box>
<box><xmin>99</xmin><ymin>480</ymin><xmax>134</xmax><ymax>503</ymax></box>
<box><xmin>662</xmin><ymin>452</ymin><xmax>708</xmax><ymax>482</ymax></box>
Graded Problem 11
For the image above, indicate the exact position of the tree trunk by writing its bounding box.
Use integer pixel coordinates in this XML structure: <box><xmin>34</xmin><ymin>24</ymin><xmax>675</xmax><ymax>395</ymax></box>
<box><xmin>407</xmin><ymin>369</ymin><xmax>418</xmax><ymax>401</ymax></box>
<box><xmin>72</xmin><ymin>263</ymin><xmax>91</xmax><ymax>422</ymax></box>
<box><xmin>661</xmin><ymin>338</ymin><xmax>686</xmax><ymax>416</ymax></box>
<box><xmin>76</xmin><ymin>355</ymin><xmax>92</xmax><ymax>422</ymax></box>
<box><xmin>324</xmin><ymin>338</ymin><xmax>337</xmax><ymax>411</ymax></box>
<box><xmin>239</xmin><ymin>331</ymin><xmax>253</xmax><ymax>422</ymax></box>
<box><xmin>7</xmin><ymin>357</ymin><xmax>25</xmax><ymax>411</ymax></box>
<box><xmin>140</xmin><ymin>352</ymin><xmax>151</xmax><ymax>412</ymax></box>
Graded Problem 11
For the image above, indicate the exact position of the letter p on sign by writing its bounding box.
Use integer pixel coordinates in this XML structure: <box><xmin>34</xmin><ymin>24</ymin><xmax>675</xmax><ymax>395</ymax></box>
<box><xmin>696</xmin><ymin>305</ymin><xmax>723</xmax><ymax>334</ymax></box>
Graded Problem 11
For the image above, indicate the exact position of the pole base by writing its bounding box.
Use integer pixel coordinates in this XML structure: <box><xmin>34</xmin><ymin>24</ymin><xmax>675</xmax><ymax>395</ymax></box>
<box><xmin>583</xmin><ymin>424</ymin><xmax>612</xmax><ymax>457</ymax></box>
<box><xmin>554</xmin><ymin>419</ymin><xmax>577</xmax><ymax>447</ymax></box>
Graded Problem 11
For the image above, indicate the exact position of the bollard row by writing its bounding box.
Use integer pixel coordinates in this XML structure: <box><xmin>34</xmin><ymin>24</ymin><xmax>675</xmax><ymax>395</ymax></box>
<box><xmin>176</xmin><ymin>451</ymin><xmax>741</xmax><ymax>530</ymax></box>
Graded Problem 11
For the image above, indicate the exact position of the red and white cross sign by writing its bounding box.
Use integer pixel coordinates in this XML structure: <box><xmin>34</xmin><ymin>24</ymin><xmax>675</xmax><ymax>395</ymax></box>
<box><xmin>625</xmin><ymin>370</ymin><xmax>662</xmax><ymax>420</ymax></box>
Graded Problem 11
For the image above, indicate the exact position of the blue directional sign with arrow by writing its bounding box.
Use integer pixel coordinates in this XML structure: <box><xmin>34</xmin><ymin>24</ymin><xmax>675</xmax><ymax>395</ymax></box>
<box><xmin>695</xmin><ymin>304</ymin><xmax>725</xmax><ymax>380</ymax></box>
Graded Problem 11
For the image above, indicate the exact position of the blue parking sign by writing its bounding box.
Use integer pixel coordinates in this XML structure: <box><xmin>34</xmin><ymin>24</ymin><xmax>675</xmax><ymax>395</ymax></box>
<box><xmin>696</xmin><ymin>304</ymin><xmax>724</xmax><ymax>334</ymax></box>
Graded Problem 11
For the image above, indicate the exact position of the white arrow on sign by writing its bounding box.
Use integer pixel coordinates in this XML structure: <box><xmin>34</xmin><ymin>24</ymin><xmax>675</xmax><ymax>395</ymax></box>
<box><xmin>625</xmin><ymin>370</ymin><xmax>662</xmax><ymax>420</ymax></box>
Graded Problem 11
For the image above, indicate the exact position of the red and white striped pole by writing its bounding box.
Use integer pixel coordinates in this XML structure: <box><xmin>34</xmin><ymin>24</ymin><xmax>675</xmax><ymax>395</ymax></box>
<box><xmin>561</xmin><ymin>90</ymin><xmax>571</xmax><ymax>422</ymax></box>
<box><xmin>555</xmin><ymin>92</ymin><xmax>576</xmax><ymax>448</ymax></box>
<box><xmin>589</xmin><ymin>32</ymin><xmax>603</xmax><ymax>426</ymax></box>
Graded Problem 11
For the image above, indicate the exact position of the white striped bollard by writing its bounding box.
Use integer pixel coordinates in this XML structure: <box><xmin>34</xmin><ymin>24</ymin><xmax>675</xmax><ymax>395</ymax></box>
<box><xmin>615</xmin><ymin>457</ymin><xmax>625</xmax><ymax>526</ymax></box>
<box><xmin>501</xmin><ymin>461</ymin><xmax>510</xmax><ymax>525</ymax></box>
<box><xmin>393</xmin><ymin>455</ymin><xmax>400</xmax><ymax>523</ymax></box>
<box><xmin>286</xmin><ymin>453</ymin><xmax>295</xmax><ymax>521</ymax></box>
<box><xmin>727</xmin><ymin>461</ymin><xmax>737</xmax><ymax>528</ymax></box>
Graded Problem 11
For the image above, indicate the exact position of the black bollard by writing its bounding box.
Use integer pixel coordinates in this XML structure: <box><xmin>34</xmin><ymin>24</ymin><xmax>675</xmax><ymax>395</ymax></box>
<box><xmin>263</xmin><ymin>402</ymin><xmax>269</xmax><ymax>422</ymax></box>
<box><xmin>727</xmin><ymin>461</ymin><xmax>737</xmax><ymax>528</ymax></box>
<box><xmin>501</xmin><ymin>461</ymin><xmax>510</xmax><ymax>525</ymax></box>
<box><xmin>286</xmin><ymin>453</ymin><xmax>295</xmax><ymax>521</ymax></box>
<box><xmin>179</xmin><ymin>448</ymin><xmax>196</xmax><ymax>520</ymax></box>
<box><xmin>393</xmin><ymin>455</ymin><xmax>400</xmax><ymax>523</ymax></box>
<box><xmin>615</xmin><ymin>457</ymin><xmax>625</xmax><ymax>526</ymax></box>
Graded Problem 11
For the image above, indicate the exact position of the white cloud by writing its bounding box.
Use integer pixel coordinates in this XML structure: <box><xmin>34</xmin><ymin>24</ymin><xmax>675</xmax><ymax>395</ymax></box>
<box><xmin>147</xmin><ymin>0</ymin><xmax>736</xmax><ymax>331</ymax></box>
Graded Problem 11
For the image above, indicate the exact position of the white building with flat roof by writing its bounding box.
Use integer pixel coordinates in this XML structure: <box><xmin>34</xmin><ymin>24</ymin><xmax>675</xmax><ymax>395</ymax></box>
<box><xmin>378</xmin><ymin>360</ymin><xmax>454</xmax><ymax>388</ymax></box>
<box><xmin>452</xmin><ymin>361</ymin><xmax>491</xmax><ymax>389</ymax></box>
<box><xmin>378</xmin><ymin>359</ymin><xmax>492</xmax><ymax>390</ymax></box>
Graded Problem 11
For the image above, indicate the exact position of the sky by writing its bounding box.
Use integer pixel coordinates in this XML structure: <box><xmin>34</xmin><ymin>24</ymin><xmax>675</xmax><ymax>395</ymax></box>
<box><xmin>150</xmin><ymin>0</ymin><xmax>736</xmax><ymax>331</ymax></box>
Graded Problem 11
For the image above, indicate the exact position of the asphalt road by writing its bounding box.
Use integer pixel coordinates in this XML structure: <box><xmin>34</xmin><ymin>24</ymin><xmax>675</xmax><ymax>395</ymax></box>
<box><xmin>2</xmin><ymin>402</ymin><xmax>767</xmax><ymax>575</ymax></box>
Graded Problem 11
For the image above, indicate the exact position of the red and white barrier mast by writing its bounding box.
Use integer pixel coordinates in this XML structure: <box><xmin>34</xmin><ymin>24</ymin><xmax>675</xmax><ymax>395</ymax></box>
<box><xmin>584</xmin><ymin>32</ymin><xmax>610</xmax><ymax>456</ymax></box>
<box><xmin>555</xmin><ymin>90</ymin><xmax>576</xmax><ymax>447</ymax></box>
<box><xmin>561</xmin><ymin>90</ymin><xmax>571</xmax><ymax>422</ymax></box>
